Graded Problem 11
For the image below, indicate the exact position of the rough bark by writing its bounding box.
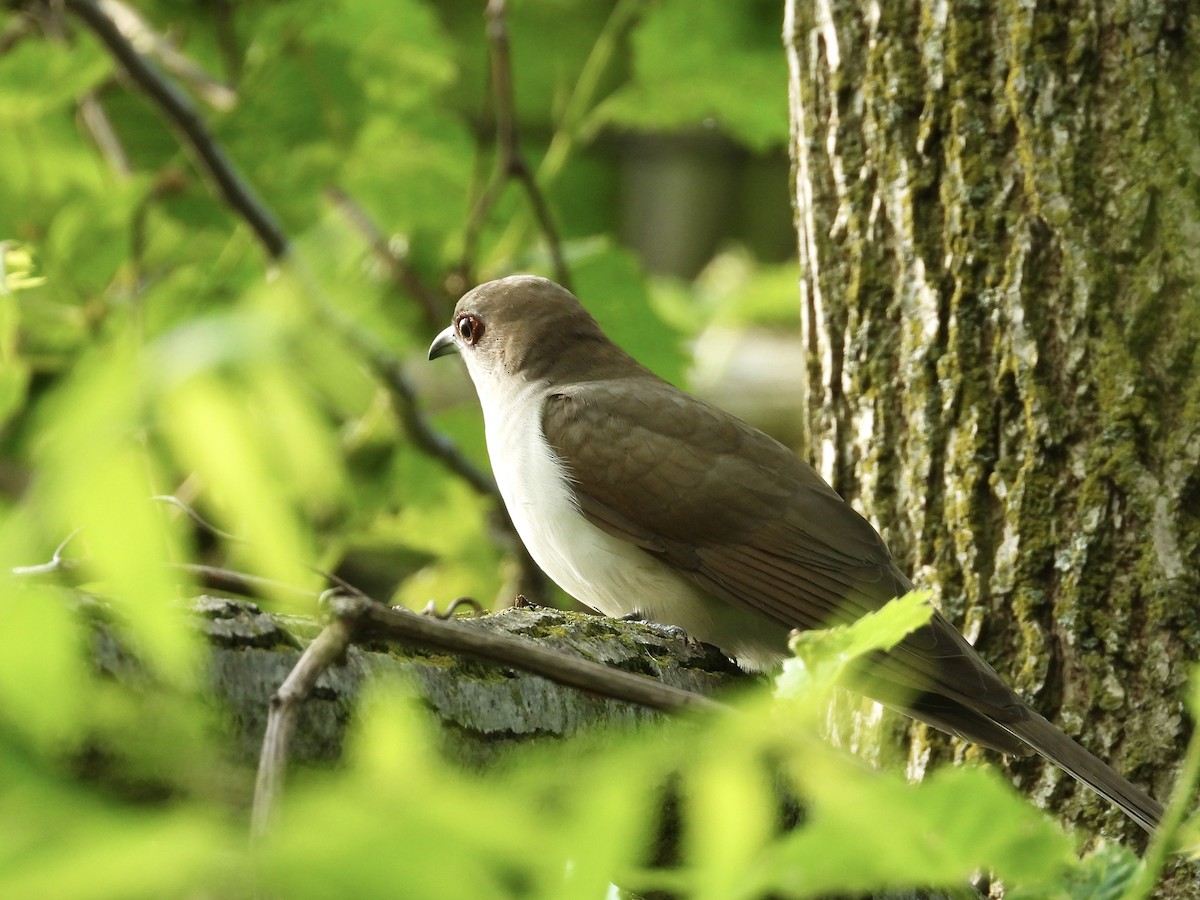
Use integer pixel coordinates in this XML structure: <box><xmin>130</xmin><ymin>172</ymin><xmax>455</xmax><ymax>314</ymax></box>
<box><xmin>117</xmin><ymin>597</ymin><xmax>744</xmax><ymax>770</ymax></box>
<box><xmin>784</xmin><ymin>0</ymin><xmax>1198</xmax><ymax>877</ymax></box>
<box><xmin>111</xmin><ymin>599</ymin><xmax>956</xmax><ymax>900</ymax></box>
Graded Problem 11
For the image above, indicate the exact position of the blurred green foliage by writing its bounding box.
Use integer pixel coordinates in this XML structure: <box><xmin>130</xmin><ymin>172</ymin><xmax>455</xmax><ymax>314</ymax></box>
<box><xmin>0</xmin><ymin>1</ymin><xmax>1181</xmax><ymax>896</ymax></box>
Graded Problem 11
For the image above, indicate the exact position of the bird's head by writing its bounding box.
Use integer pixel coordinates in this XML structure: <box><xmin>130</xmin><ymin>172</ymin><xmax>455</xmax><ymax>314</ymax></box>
<box><xmin>429</xmin><ymin>275</ymin><xmax>628</xmax><ymax>384</ymax></box>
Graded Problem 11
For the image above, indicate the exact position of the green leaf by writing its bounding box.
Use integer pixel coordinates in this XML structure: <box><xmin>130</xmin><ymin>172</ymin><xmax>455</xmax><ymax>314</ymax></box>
<box><xmin>0</xmin><ymin>579</ymin><xmax>88</xmax><ymax>751</ymax></box>
<box><xmin>777</xmin><ymin>590</ymin><xmax>935</xmax><ymax>698</ymax></box>
<box><xmin>571</xmin><ymin>244</ymin><xmax>688</xmax><ymax>384</ymax></box>
<box><xmin>763</xmin><ymin>759</ymin><xmax>1074</xmax><ymax>897</ymax></box>
<box><xmin>1008</xmin><ymin>841</ymin><xmax>1137</xmax><ymax>900</ymax></box>
<box><xmin>596</xmin><ymin>0</ymin><xmax>788</xmax><ymax>152</ymax></box>
<box><xmin>0</xmin><ymin>751</ymin><xmax>241</xmax><ymax>899</ymax></box>
<box><xmin>339</xmin><ymin>110</ymin><xmax>475</xmax><ymax>237</ymax></box>
<box><xmin>0</xmin><ymin>42</ymin><xmax>109</xmax><ymax>122</ymax></box>
<box><xmin>32</xmin><ymin>341</ymin><xmax>200</xmax><ymax>685</ymax></box>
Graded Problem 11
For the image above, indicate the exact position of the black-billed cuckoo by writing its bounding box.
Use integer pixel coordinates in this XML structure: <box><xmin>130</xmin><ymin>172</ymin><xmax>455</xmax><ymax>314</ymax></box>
<box><xmin>429</xmin><ymin>274</ymin><xmax>1162</xmax><ymax>833</ymax></box>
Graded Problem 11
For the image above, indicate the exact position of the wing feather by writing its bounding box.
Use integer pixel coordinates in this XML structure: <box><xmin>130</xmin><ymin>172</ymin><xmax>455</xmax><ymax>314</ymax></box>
<box><xmin>542</xmin><ymin>377</ymin><xmax>1031</xmax><ymax>746</ymax></box>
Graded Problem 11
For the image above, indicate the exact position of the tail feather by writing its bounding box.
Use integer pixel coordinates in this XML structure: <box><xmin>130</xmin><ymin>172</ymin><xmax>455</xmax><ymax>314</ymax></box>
<box><xmin>1005</xmin><ymin>713</ymin><xmax>1163</xmax><ymax>833</ymax></box>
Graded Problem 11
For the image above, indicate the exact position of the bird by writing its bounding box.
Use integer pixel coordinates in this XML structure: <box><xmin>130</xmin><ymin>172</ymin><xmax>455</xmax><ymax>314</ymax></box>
<box><xmin>428</xmin><ymin>273</ymin><xmax>1163</xmax><ymax>833</ymax></box>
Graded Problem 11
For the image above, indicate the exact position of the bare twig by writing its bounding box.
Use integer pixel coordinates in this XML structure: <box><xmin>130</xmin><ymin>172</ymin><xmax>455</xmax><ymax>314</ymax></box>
<box><xmin>351</xmin><ymin>596</ymin><xmax>724</xmax><ymax>714</ymax></box>
<box><xmin>11</xmin><ymin>528</ymin><xmax>84</xmax><ymax>576</ymax></box>
<box><xmin>78</xmin><ymin>92</ymin><xmax>132</xmax><ymax>176</ymax></box>
<box><xmin>171</xmin><ymin>563</ymin><xmax>317</xmax><ymax>601</ymax></box>
<box><xmin>64</xmin><ymin>0</ymin><xmax>287</xmax><ymax>259</ymax></box>
<box><xmin>251</xmin><ymin>606</ymin><xmax>355</xmax><ymax>838</ymax></box>
<box><xmin>493</xmin><ymin>0</ymin><xmax>642</xmax><ymax>259</ymax></box>
<box><xmin>250</xmin><ymin>591</ymin><xmax>726</xmax><ymax>834</ymax></box>
<box><xmin>329</xmin><ymin>315</ymin><xmax>498</xmax><ymax>497</ymax></box>
<box><xmin>324</xmin><ymin>185</ymin><xmax>447</xmax><ymax>329</ymax></box>
<box><xmin>153</xmin><ymin>494</ymin><xmax>241</xmax><ymax>542</ymax></box>
<box><xmin>97</xmin><ymin>0</ymin><xmax>236</xmax><ymax>110</ymax></box>
<box><xmin>420</xmin><ymin>596</ymin><xmax>486</xmax><ymax>619</ymax></box>
<box><xmin>460</xmin><ymin>0</ymin><xmax>571</xmax><ymax>290</ymax></box>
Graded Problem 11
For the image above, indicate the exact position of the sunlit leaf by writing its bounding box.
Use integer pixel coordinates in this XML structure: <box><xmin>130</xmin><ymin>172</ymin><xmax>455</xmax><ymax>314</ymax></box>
<box><xmin>1007</xmin><ymin>840</ymin><xmax>1137</xmax><ymax>900</ymax></box>
<box><xmin>0</xmin><ymin>42</ymin><xmax>110</xmax><ymax>122</ymax></box>
<box><xmin>764</xmin><ymin>753</ymin><xmax>1074</xmax><ymax>896</ymax></box>
<box><xmin>778</xmin><ymin>590</ymin><xmax>934</xmax><ymax>698</ymax></box>
<box><xmin>595</xmin><ymin>0</ymin><xmax>788</xmax><ymax>152</ymax></box>
<box><xmin>0</xmin><ymin>579</ymin><xmax>88</xmax><ymax>750</ymax></box>
<box><xmin>158</xmin><ymin>372</ymin><xmax>324</xmax><ymax>610</ymax></box>
<box><xmin>32</xmin><ymin>341</ymin><xmax>198</xmax><ymax>684</ymax></box>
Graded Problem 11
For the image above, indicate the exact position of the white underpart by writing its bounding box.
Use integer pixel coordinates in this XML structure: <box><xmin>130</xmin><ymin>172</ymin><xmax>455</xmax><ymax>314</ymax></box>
<box><xmin>453</xmin><ymin>334</ymin><xmax>787</xmax><ymax>670</ymax></box>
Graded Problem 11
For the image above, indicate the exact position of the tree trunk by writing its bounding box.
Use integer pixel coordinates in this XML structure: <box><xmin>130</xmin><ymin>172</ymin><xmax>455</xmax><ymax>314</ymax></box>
<box><xmin>784</xmin><ymin>0</ymin><xmax>1198</xmax><ymax>872</ymax></box>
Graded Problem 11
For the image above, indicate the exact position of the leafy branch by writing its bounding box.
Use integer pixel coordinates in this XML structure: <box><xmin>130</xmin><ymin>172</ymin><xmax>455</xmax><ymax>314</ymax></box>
<box><xmin>57</xmin><ymin>0</ymin><xmax>498</xmax><ymax>521</ymax></box>
<box><xmin>65</xmin><ymin>0</ymin><xmax>287</xmax><ymax>259</ymax></box>
<box><xmin>458</xmin><ymin>0</ymin><xmax>571</xmax><ymax>292</ymax></box>
<box><xmin>251</xmin><ymin>590</ymin><xmax>726</xmax><ymax>836</ymax></box>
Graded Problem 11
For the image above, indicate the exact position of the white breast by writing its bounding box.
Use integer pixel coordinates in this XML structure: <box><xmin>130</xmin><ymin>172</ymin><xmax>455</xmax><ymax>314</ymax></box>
<box><xmin>476</xmin><ymin>378</ymin><xmax>679</xmax><ymax>615</ymax></box>
<box><xmin>463</xmin><ymin>370</ymin><xmax>789</xmax><ymax>671</ymax></box>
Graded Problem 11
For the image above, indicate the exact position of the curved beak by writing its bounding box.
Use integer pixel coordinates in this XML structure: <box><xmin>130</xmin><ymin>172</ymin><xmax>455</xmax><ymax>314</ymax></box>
<box><xmin>428</xmin><ymin>326</ymin><xmax>457</xmax><ymax>360</ymax></box>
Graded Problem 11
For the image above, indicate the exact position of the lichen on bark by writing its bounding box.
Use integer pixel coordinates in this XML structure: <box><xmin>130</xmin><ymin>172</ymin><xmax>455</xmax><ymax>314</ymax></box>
<box><xmin>785</xmin><ymin>0</ymin><xmax>1199</xmax><ymax>877</ymax></box>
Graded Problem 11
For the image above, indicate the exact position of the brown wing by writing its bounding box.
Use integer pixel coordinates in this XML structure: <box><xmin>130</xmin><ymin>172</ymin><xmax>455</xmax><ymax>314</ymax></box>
<box><xmin>542</xmin><ymin>377</ymin><xmax>1032</xmax><ymax>751</ymax></box>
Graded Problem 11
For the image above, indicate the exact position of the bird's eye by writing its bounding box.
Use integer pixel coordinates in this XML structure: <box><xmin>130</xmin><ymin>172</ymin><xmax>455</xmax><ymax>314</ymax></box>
<box><xmin>455</xmin><ymin>313</ymin><xmax>484</xmax><ymax>346</ymax></box>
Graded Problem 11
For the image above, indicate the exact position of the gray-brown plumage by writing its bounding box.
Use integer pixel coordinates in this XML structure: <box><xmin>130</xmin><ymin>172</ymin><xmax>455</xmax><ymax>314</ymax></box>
<box><xmin>429</xmin><ymin>274</ymin><xmax>1163</xmax><ymax>833</ymax></box>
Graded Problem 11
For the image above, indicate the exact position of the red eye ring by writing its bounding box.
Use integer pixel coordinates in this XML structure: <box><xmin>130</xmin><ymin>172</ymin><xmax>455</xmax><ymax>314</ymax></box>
<box><xmin>455</xmin><ymin>313</ymin><xmax>484</xmax><ymax>346</ymax></box>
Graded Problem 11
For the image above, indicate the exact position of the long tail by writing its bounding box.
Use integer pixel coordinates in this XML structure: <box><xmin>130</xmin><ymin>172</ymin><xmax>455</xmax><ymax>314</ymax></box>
<box><xmin>1006</xmin><ymin>713</ymin><xmax>1163</xmax><ymax>833</ymax></box>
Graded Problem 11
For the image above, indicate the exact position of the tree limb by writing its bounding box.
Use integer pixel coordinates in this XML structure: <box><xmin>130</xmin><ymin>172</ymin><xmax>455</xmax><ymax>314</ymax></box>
<box><xmin>64</xmin><ymin>0</ymin><xmax>287</xmax><ymax>259</ymax></box>
<box><xmin>251</xmin><ymin>611</ymin><xmax>355</xmax><ymax>838</ymax></box>
<box><xmin>460</xmin><ymin>0</ymin><xmax>571</xmax><ymax>290</ymax></box>
<box><xmin>324</xmin><ymin>185</ymin><xmax>448</xmax><ymax>330</ymax></box>
<box><xmin>349</xmin><ymin>595</ymin><xmax>726</xmax><ymax>715</ymax></box>
<box><xmin>249</xmin><ymin>593</ymin><xmax>730</xmax><ymax>834</ymax></box>
<box><xmin>96</xmin><ymin>0</ymin><xmax>236</xmax><ymax>110</ymax></box>
<box><xmin>60</xmin><ymin>0</ymin><xmax>502</xmax><ymax>512</ymax></box>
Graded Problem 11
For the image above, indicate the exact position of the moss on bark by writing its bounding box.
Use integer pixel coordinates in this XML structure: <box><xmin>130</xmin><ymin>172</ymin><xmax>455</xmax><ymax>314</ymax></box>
<box><xmin>786</xmin><ymin>0</ymin><xmax>1198</xmax><ymax>880</ymax></box>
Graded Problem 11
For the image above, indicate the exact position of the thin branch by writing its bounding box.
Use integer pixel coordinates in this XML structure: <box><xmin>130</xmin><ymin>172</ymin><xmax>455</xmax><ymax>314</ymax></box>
<box><xmin>512</xmin><ymin>166</ymin><xmax>569</xmax><ymax>283</ymax></box>
<box><xmin>97</xmin><ymin>0</ymin><xmax>236</xmax><ymax>110</ymax></box>
<box><xmin>171</xmin><ymin>563</ymin><xmax>318</xmax><ymax>601</ymax></box>
<box><xmin>78</xmin><ymin>91</ymin><xmax>131</xmax><ymax>176</ymax></box>
<box><xmin>351</xmin><ymin>596</ymin><xmax>725</xmax><ymax>715</ymax></box>
<box><xmin>460</xmin><ymin>0</ymin><xmax>571</xmax><ymax>290</ymax></box>
<box><xmin>328</xmin><ymin>313</ymin><xmax>498</xmax><ymax>498</ymax></box>
<box><xmin>324</xmin><ymin>185</ymin><xmax>447</xmax><ymax>329</ymax></box>
<box><xmin>485</xmin><ymin>0</ymin><xmax>518</xmax><ymax>172</ymax></box>
<box><xmin>251</xmin><ymin>606</ymin><xmax>355</xmax><ymax>839</ymax></box>
<box><xmin>11</xmin><ymin>528</ymin><xmax>83</xmax><ymax>576</ymax></box>
<box><xmin>153</xmin><ymin>494</ymin><xmax>241</xmax><ymax>542</ymax></box>
<box><xmin>250</xmin><ymin>591</ymin><xmax>726</xmax><ymax>834</ymax></box>
<box><xmin>459</xmin><ymin>170</ymin><xmax>506</xmax><ymax>287</ymax></box>
<box><xmin>494</xmin><ymin>0</ymin><xmax>642</xmax><ymax>259</ymax></box>
<box><xmin>64</xmin><ymin>0</ymin><xmax>287</xmax><ymax>259</ymax></box>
